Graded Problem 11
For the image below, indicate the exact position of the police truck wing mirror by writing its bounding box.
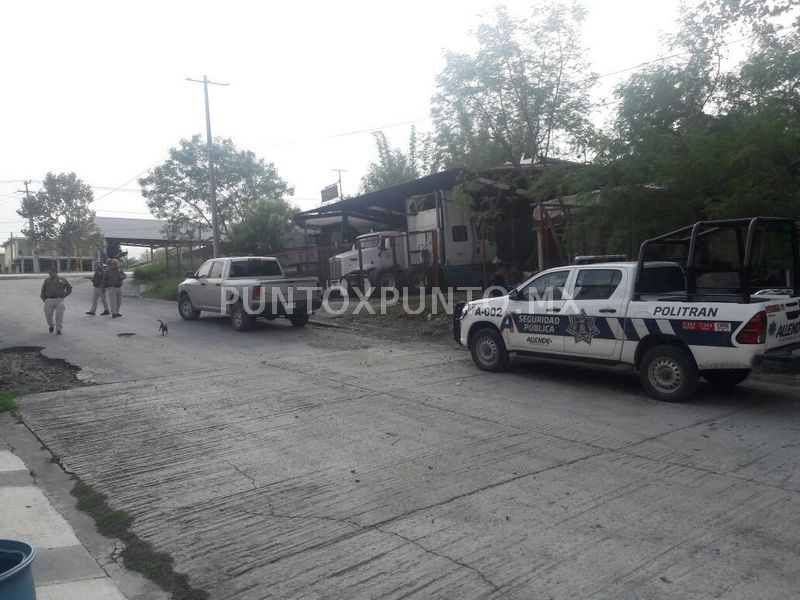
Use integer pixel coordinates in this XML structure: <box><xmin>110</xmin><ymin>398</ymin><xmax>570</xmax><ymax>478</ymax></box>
<box><xmin>508</xmin><ymin>289</ymin><xmax>520</xmax><ymax>301</ymax></box>
<box><xmin>186</xmin><ymin>271</ymin><xmax>195</xmax><ymax>278</ymax></box>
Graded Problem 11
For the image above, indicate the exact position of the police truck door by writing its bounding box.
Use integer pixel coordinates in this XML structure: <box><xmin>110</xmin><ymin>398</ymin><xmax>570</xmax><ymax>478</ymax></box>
<box><xmin>504</xmin><ymin>269</ymin><xmax>571</xmax><ymax>354</ymax></box>
<box><xmin>562</xmin><ymin>267</ymin><xmax>627</xmax><ymax>359</ymax></box>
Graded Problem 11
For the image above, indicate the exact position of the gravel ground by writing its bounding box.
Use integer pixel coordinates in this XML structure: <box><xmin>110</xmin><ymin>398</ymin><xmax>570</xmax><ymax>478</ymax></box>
<box><xmin>0</xmin><ymin>347</ymin><xmax>85</xmax><ymax>394</ymax></box>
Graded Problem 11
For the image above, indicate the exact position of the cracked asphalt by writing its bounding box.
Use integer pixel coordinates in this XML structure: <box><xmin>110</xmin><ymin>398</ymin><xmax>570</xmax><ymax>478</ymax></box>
<box><xmin>1</xmin><ymin>274</ymin><xmax>799</xmax><ymax>599</ymax></box>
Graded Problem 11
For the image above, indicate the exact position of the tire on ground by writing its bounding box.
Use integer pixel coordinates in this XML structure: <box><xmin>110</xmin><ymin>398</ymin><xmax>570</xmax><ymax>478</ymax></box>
<box><xmin>405</xmin><ymin>266</ymin><xmax>429</xmax><ymax>293</ymax></box>
<box><xmin>289</xmin><ymin>312</ymin><xmax>309</xmax><ymax>327</ymax></box>
<box><xmin>702</xmin><ymin>369</ymin><xmax>750</xmax><ymax>387</ymax></box>
<box><xmin>369</xmin><ymin>268</ymin><xmax>400</xmax><ymax>291</ymax></box>
<box><xmin>230</xmin><ymin>302</ymin><xmax>255</xmax><ymax>331</ymax></box>
<box><xmin>639</xmin><ymin>344</ymin><xmax>699</xmax><ymax>402</ymax></box>
<box><xmin>178</xmin><ymin>293</ymin><xmax>200</xmax><ymax>321</ymax></box>
<box><xmin>469</xmin><ymin>327</ymin><xmax>510</xmax><ymax>372</ymax></box>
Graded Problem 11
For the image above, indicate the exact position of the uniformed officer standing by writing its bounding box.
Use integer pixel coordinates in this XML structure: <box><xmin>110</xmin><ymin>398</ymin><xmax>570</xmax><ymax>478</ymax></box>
<box><xmin>104</xmin><ymin>259</ymin><xmax>126</xmax><ymax>318</ymax></box>
<box><xmin>40</xmin><ymin>267</ymin><xmax>72</xmax><ymax>335</ymax></box>
<box><xmin>86</xmin><ymin>262</ymin><xmax>110</xmax><ymax>316</ymax></box>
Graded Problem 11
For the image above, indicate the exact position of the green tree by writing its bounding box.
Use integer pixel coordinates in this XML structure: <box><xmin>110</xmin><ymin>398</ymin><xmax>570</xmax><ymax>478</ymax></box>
<box><xmin>139</xmin><ymin>136</ymin><xmax>293</xmax><ymax>241</ymax></box>
<box><xmin>33</xmin><ymin>172</ymin><xmax>102</xmax><ymax>269</ymax></box>
<box><xmin>561</xmin><ymin>0</ymin><xmax>800</xmax><ymax>258</ymax></box>
<box><xmin>430</xmin><ymin>2</ymin><xmax>595</xmax><ymax>171</ymax></box>
<box><xmin>227</xmin><ymin>197</ymin><xmax>299</xmax><ymax>254</ymax></box>
<box><xmin>360</xmin><ymin>128</ymin><xmax>421</xmax><ymax>193</ymax></box>
<box><xmin>17</xmin><ymin>188</ymin><xmax>55</xmax><ymax>271</ymax></box>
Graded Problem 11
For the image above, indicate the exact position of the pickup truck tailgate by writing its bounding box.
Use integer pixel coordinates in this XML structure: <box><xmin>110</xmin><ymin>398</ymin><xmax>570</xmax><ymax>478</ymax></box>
<box><xmin>765</xmin><ymin>298</ymin><xmax>800</xmax><ymax>349</ymax></box>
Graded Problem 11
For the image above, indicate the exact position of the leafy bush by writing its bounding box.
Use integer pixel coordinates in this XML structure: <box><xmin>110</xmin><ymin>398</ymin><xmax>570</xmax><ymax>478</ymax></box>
<box><xmin>133</xmin><ymin>260</ymin><xmax>166</xmax><ymax>283</ymax></box>
<box><xmin>141</xmin><ymin>277</ymin><xmax>184</xmax><ymax>302</ymax></box>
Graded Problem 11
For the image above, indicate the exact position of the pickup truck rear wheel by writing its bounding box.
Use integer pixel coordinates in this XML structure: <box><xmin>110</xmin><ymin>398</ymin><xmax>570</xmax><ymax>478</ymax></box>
<box><xmin>178</xmin><ymin>293</ymin><xmax>200</xmax><ymax>321</ymax></box>
<box><xmin>639</xmin><ymin>345</ymin><xmax>699</xmax><ymax>402</ymax></box>
<box><xmin>289</xmin><ymin>313</ymin><xmax>309</xmax><ymax>327</ymax></box>
<box><xmin>230</xmin><ymin>302</ymin><xmax>255</xmax><ymax>331</ymax></box>
<box><xmin>703</xmin><ymin>369</ymin><xmax>750</xmax><ymax>387</ymax></box>
<box><xmin>469</xmin><ymin>328</ymin><xmax>510</xmax><ymax>372</ymax></box>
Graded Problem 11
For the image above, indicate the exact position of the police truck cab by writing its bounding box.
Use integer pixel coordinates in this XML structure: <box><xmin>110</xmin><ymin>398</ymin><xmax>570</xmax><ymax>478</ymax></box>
<box><xmin>455</xmin><ymin>218</ymin><xmax>800</xmax><ymax>401</ymax></box>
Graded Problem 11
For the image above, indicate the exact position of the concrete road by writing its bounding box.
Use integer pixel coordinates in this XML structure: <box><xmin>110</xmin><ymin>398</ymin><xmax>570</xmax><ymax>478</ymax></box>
<box><xmin>1</xmin><ymin>275</ymin><xmax>799</xmax><ymax>599</ymax></box>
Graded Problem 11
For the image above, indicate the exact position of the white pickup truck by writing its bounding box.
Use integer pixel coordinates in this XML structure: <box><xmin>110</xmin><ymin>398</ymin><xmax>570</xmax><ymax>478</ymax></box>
<box><xmin>178</xmin><ymin>256</ymin><xmax>321</xmax><ymax>331</ymax></box>
<box><xmin>455</xmin><ymin>218</ymin><xmax>800</xmax><ymax>401</ymax></box>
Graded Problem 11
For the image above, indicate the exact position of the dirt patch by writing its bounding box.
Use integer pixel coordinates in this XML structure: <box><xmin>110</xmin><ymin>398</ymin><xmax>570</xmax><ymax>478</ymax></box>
<box><xmin>0</xmin><ymin>346</ymin><xmax>85</xmax><ymax>394</ymax></box>
<box><xmin>313</xmin><ymin>294</ymin><xmax>463</xmax><ymax>343</ymax></box>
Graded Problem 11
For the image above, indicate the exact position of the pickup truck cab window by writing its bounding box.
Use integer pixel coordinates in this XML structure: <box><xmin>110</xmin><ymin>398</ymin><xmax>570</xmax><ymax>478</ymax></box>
<box><xmin>208</xmin><ymin>261</ymin><xmax>224</xmax><ymax>279</ymax></box>
<box><xmin>574</xmin><ymin>269</ymin><xmax>623</xmax><ymax>300</ymax></box>
<box><xmin>520</xmin><ymin>270</ymin><xmax>569</xmax><ymax>302</ymax></box>
<box><xmin>196</xmin><ymin>261</ymin><xmax>213</xmax><ymax>278</ymax></box>
<box><xmin>229</xmin><ymin>259</ymin><xmax>282</xmax><ymax>278</ymax></box>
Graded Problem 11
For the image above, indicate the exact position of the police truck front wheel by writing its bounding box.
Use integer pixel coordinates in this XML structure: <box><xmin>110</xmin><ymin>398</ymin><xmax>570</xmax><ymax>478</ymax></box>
<box><xmin>702</xmin><ymin>369</ymin><xmax>750</xmax><ymax>388</ymax></box>
<box><xmin>469</xmin><ymin>328</ymin><xmax>510</xmax><ymax>372</ymax></box>
<box><xmin>639</xmin><ymin>345</ymin><xmax>699</xmax><ymax>402</ymax></box>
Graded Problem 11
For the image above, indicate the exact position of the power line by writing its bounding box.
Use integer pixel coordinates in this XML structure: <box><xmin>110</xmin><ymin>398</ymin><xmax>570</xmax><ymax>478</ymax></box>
<box><xmin>91</xmin><ymin>186</ymin><xmax>141</xmax><ymax>193</ymax></box>
<box><xmin>92</xmin><ymin>168</ymin><xmax>153</xmax><ymax>202</ymax></box>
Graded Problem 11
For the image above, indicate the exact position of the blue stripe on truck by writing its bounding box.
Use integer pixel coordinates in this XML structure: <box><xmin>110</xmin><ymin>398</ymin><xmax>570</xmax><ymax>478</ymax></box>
<box><xmin>508</xmin><ymin>312</ymin><xmax>740</xmax><ymax>347</ymax></box>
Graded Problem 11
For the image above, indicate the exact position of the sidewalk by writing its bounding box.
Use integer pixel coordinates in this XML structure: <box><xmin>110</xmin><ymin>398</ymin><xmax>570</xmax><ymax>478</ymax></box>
<box><xmin>0</xmin><ymin>445</ymin><xmax>127</xmax><ymax>598</ymax></box>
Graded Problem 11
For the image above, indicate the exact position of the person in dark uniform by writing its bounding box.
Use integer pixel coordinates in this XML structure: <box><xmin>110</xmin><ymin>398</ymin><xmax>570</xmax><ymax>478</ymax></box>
<box><xmin>104</xmin><ymin>259</ymin><xmax>126</xmax><ymax>318</ymax></box>
<box><xmin>86</xmin><ymin>262</ymin><xmax>110</xmax><ymax>316</ymax></box>
<box><xmin>40</xmin><ymin>267</ymin><xmax>72</xmax><ymax>334</ymax></box>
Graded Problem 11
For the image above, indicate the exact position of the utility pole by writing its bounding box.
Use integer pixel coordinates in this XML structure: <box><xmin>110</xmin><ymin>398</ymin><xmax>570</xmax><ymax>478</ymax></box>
<box><xmin>17</xmin><ymin>180</ymin><xmax>40</xmax><ymax>273</ymax></box>
<box><xmin>187</xmin><ymin>75</ymin><xmax>229</xmax><ymax>258</ymax></box>
<box><xmin>331</xmin><ymin>169</ymin><xmax>348</xmax><ymax>244</ymax></box>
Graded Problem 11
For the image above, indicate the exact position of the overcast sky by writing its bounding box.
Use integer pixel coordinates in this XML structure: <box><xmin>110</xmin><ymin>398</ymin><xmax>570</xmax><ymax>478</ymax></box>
<box><xmin>0</xmin><ymin>0</ymin><xmax>682</xmax><ymax>238</ymax></box>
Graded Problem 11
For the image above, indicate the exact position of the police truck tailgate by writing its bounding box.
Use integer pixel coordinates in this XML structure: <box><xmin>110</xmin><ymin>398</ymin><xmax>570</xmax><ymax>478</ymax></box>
<box><xmin>764</xmin><ymin>298</ymin><xmax>800</xmax><ymax>350</ymax></box>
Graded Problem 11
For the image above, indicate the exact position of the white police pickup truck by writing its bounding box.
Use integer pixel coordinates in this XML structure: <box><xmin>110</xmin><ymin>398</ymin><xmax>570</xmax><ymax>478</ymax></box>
<box><xmin>455</xmin><ymin>218</ymin><xmax>800</xmax><ymax>401</ymax></box>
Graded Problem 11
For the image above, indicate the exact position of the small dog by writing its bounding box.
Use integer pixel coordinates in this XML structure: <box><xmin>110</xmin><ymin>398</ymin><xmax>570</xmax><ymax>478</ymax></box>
<box><xmin>158</xmin><ymin>320</ymin><xmax>169</xmax><ymax>336</ymax></box>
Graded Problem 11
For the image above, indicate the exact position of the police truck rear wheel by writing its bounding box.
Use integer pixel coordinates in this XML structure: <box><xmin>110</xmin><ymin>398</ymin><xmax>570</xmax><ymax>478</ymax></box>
<box><xmin>469</xmin><ymin>328</ymin><xmax>510</xmax><ymax>372</ymax></box>
<box><xmin>639</xmin><ymin>345</ymin><xmax>699</xmax><ymax>402</ymax></box>
<box><xmin>702</xmin><ymin>369</ymin><xmax>750</xmax><ymax>387</ymax></box>
<box><xmin>178</xmin><ymin>294</ymin><xmax>200</xmax><ymax>321</ymax></box>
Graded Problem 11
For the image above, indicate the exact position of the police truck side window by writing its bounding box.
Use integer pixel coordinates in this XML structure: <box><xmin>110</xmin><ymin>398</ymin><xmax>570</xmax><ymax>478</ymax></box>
<box><xmin>574</xmin><ymin>269</ymin><xmax>623</xmax><ymax>300</ymax></box>
<box><xmin>522</xmin><ymin>271</ymin><xmax>569</xmax><ymax>301</ymax></box>
<box><xmin>196</xmin><ymin>261</ymin><xmax>213</xmax><ymax>277</ymax></box>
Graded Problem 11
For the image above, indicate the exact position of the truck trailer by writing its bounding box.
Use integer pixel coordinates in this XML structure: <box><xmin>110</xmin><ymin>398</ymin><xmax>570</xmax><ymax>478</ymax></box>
<box><xmin>328</xmin><ymin>191</ymin><xmax>497</xmax><ymax>293</ymax></box>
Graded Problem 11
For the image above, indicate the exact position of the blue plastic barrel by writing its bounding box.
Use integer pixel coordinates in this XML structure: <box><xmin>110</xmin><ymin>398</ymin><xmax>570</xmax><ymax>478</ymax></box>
<box><xmin>0</xmin><ymin>539</ymin><xmax>37</xmax><ymax>600</ymax></box>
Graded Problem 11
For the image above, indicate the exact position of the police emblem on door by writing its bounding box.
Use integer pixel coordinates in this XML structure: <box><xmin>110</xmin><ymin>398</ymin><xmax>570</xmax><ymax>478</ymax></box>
<box><xmin>567</xmin><ymin>309</ymin><xmax>600</xmax><ymax>343</ymax></box>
